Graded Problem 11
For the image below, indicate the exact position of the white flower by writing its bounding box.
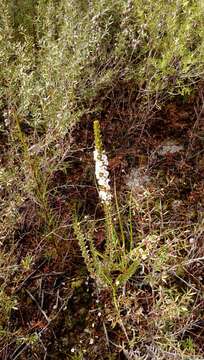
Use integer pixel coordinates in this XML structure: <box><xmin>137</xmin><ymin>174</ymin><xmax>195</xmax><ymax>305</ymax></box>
<box><xmin>93</xmin><ymin>149</ymin><xmax>112</xmax><ymax>204</ymax></box>
<box><xmin>89</xmin><ymin>338</ymin><xmax>94</xmax><ymax>345</ymax></box>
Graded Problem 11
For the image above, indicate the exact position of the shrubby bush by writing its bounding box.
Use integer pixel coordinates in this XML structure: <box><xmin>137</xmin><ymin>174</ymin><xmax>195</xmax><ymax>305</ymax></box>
<box><xmin>0</xmin><ymin>0</ymin><xmax>203</xmax><ymax>135</ymax></box>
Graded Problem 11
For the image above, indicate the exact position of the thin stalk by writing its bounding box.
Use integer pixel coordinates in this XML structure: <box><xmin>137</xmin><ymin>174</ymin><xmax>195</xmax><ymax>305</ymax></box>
<box><xmin>114</xmin><ymin>180</ymin><xmax>125</xmax><ymax>252</ymax></box>
<box><xmin>128</xmin><ymin>193</ymin><xmax>134</xmax><ymax>251</ymax></box>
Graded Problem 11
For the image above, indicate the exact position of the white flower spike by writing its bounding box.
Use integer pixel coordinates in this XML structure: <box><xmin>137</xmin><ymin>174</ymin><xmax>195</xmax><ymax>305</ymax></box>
<box><xmin>93</xmin><ymin>148</ymin><xmax>112</xmax><ymax>204</ymax></box>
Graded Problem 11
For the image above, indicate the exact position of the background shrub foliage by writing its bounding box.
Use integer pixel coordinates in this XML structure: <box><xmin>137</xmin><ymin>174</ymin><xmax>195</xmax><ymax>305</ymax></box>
<box><xmin>1</xmin><ymin>0</ymin><xmax>203</xmax><ymax>134</ymax></box>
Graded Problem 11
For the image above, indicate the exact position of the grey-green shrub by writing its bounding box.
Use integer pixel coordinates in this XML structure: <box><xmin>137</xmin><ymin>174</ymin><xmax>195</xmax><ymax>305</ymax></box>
<box><xmin>0</xmin><ymin>0</ymin><xmax>203</xmax><ymax>137</ymax></box>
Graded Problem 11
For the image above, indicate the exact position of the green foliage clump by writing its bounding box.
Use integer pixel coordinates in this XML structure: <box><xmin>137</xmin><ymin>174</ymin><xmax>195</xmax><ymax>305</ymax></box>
<box><xmin>0</xmin><ymin>0</ymin><xmax>203</xmax><ymax>137</ymax></box>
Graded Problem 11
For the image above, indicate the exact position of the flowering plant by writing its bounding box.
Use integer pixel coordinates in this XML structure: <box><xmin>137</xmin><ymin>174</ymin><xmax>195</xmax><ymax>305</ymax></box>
<box><xmin>74</xmin><ymin>120</ymin><xmax>140</xmax><ymax>288</ymax></box>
